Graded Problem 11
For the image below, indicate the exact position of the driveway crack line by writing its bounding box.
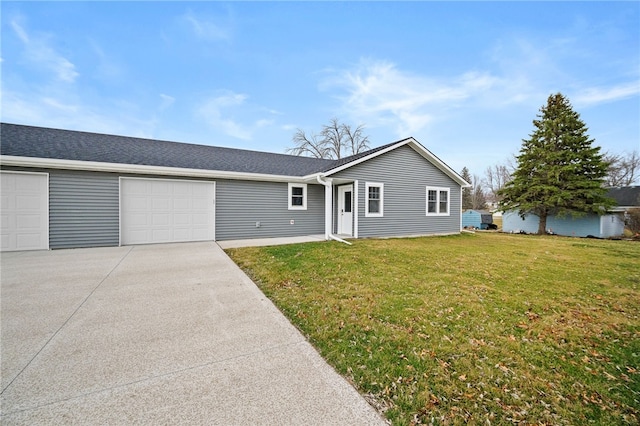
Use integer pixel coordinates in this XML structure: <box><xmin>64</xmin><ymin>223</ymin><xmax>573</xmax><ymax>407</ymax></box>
<box><xmin>0</xmin><ymin>246</ymin><xmax>134</xmax><ymax>396</ymax></box>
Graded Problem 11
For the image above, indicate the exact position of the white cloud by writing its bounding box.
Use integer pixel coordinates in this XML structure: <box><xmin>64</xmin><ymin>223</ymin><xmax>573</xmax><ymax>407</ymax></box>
<box><xmin>255</xmin><ymin>119</ymin><xmax>274</xmax><ymax>128</ymax></box>
<box><xmin>89</xmin><ymin>39</ymin><xmax>125</xmax><ymax>82</ymax></box>
<box><xmin>197</xmin><ymin>91</ymin><xmax>252</xmax><ymax>140</ymax></box>
<box><xmin>182</xmin><ymin>10</ymin><xmax>231</xmax><ymax>42</ymax></box>
<box><xmin>159</xmin><ymin>94</ymin><xmax>175</xmax><ymax>110</ymax></box>
<box><xmin>573</xmin><ymin>82</ymin><xmax>640</xmax><ymax>107</ymax></box>
<box><xmin>0</xmin><ymin>88</ymin><xmax>154</xmax><ymax>137</ymax></box>
<box><xmin>10</xmin><ymin>18</ymin><xmax>79</xmax><ymax>83</ymax></box>
<box><xmin>323</xmin><ymin>59</ymin><xmax>499</xmax><ymax>136</ymax></box>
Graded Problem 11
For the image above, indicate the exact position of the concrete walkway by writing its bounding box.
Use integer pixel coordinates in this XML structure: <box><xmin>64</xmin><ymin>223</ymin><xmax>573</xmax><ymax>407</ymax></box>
<box><xmin>217</xmin><ymin>234</ymin><xmax>327</xmax><ymax>249</ymax></box>
<box><xmin>0</xmin><ymin>242</ymin><xmax>385</xmax><ymax>425</ymax></box>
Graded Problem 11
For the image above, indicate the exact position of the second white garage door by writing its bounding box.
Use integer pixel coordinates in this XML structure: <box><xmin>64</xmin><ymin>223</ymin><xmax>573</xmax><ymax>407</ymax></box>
<box><xmin>0</xmin><ymin>171</ymin><xmax>49</xmax><ymax>251</ymax></box>
<box><xmin>120</xmin><ymin>178</ymin><xmax>215</xmax><ymax>245</ymax></box>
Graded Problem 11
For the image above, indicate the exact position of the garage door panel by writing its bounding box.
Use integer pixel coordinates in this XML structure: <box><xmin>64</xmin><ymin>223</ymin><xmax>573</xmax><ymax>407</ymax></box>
<box><xmin>126</xmin><ymin>180</ymin><xmax>148</xmax><ymax>194</ymax></box>
<box><xmin>17</xmin><ymin>214</ymin><xmax>45</xmax><ymax>229</ymax></box>
<box><xmin>127</xmin><ymin>213</ymin><xmax>149</xmax><ymax>226</ymax></box>
<box><xmin>0</xmin><ymin>172</ymin><xmax>49</xmax><ymax>251</ymax></box>
<box><xmin>173</xmin><ymin>199</ymin><xmax>191</xmax><ymax>210</ymax></box>
<box><xmin>152</xmin><ymin>198</ymin><xmax>171</xmax><ymax>210</ymax></box>
<box><xmin>151</xmin><ymin>183</ymin><xmax>170</xmax><ymax>195</ymax></box>
<box><xmin>192</xmin><ymin>199</ymin><xmax>208</xmax><ymax>209</ymax></box>
<box><xmin>121</xmin><ymin>178</ymin><xmax>215</xmax><ymax>245</ymax></box>
<box><xmin>174</xmin><ymin>214</ymin><xmax>191</xmax><ymax>225</ymax></box>
<box><xmin>172</xmin><ymin>228</ymin><xmax>192</xmax><ymax>240</ymax></box>
<box><xmin>192</xmin><ymin>213</ymin><xmax>208</xmax><ymax>225</ymax></box>
<box><xmin>17</xmin><ymin>233</ymin><xmax>43</xmax><ymax>248</ymax></box>
<box><xmin>151</xmin><ymin>229</ymin><xmax>171</xmax><ymax>241</ymax></box>
<box><xmin>152</xmin><ymin>214</ymin><xmax>171</xmax><ymax>226</ymax></box>
<box><xmin>127</xmin><ymin>197</ymin><xmax>149</xmax><ymax>210</ymax></box>
<box><xmin>1</xmin><ymin>234</ymin><xmax>11</xmax><ymax>250</ymax></box>
<box><xmin>16</xmin><ymin>194</ymin><xmax>43</xmax><ymax>210</ymax></box>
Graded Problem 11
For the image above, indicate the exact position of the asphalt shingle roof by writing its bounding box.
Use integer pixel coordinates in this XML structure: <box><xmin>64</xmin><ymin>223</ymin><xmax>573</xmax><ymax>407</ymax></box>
<box><xmin>607</xmin><ymin>186</ymin><xmax>640</xmax><ymax>207</ymax></box>
<box><xmin>1</xmin><ymin>123</ymin><xmax>342</xmax><ymax>177</ymax></box>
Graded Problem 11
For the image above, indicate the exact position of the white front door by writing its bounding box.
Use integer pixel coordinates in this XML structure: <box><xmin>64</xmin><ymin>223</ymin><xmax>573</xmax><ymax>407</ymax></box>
<box><xmin>337</xmin><ymin>185</ymin><xmax>353</xmax><ymax>236</ymax></box>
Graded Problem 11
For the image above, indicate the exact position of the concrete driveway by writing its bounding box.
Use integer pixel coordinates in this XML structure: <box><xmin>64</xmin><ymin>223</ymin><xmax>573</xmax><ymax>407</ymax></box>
<box><xmin>1</xmin><ymin>242</ymin><xmax>385</xmax><ymax>425</ymax></box>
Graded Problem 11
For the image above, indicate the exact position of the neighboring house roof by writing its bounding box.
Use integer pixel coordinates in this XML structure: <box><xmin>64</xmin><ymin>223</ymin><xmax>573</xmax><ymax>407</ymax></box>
<box><xmin>0</xmin><ymin>123</ymin><xmax>468</xmax><ymax>186</ymax></box>
<box><xmin>607</xmin><ymin>186</ymin><xmax>640</xmax><ymax>208</ymax></box>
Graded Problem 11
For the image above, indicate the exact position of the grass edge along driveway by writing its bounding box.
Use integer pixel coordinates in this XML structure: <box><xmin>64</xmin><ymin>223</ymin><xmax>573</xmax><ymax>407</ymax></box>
<box><xmin>226</xmin><ymin>233</ymin><xmax>639</xmax><ymax>425</ymax></box>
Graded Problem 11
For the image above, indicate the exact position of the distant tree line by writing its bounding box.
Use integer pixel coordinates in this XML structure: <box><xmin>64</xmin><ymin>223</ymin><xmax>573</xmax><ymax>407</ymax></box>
<box><xmin>462</xmin><ymin>147</ymin><xmax>639</xmax><ymax>212</ymax></box>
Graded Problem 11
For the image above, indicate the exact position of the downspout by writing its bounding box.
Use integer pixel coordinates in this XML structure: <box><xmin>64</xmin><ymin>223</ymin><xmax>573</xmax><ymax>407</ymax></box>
<box><xmin>316</xmin><ymin>175</ymin><xmax>352</xmax><ymax>245</ymax></box>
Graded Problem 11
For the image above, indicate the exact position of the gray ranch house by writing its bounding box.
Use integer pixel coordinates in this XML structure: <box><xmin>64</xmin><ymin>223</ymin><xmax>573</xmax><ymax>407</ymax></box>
<box><xmin>0</xmin><ymin>123</ymin><xmax>470</xmax><ymax>251</ymax></box>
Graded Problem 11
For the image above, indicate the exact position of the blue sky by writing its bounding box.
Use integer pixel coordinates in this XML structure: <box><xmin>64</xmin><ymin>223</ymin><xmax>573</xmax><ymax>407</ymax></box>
<box><xmin>2</xmin><ymin>1</ymin><xmax>639</xmax><ymax>177</ymax></box>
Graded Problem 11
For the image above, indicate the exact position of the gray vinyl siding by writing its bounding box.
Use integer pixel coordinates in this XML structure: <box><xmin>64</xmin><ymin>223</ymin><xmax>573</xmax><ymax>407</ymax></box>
<box><xmin>215</xmin><ymin>179</ymin><xmax>325</xmax><ymax>240</ymax></box>
<box><xmin>331</xmin><ymin>145</ymin><xmax>462</xmax><ymax>238</ymax></box>
<box><xmin>49</xmin><ymin>170</ymin><xmax>120</xmax><ymax>249</ymax></box>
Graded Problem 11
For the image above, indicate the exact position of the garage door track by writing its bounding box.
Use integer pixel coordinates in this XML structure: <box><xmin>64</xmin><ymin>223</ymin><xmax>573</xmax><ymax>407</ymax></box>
<box><xmin>0</xmin><ymin>242</ymin><xmax>385</xmax><ymax>425</ymax></box>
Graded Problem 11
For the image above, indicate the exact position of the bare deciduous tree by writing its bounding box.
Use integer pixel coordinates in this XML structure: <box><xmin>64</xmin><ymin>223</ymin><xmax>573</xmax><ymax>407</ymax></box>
<box><xmin>471</xmin><ymin>174</ymin><xmax>488</xmax><ymax>210</ymax></box>
<box><xmin>484</xmin><ymin>161</ymin><xmax>514</xmax><ymax>204</ymax></box>
<box><xmin>604</xmin><ymin>150</ymin><xmax>640</xmax><ymax>187</ymax></box>
<box><xmin>287</xmin><ymin>118</ymin><xmax>370</xmax><ymax>159</ymax></box>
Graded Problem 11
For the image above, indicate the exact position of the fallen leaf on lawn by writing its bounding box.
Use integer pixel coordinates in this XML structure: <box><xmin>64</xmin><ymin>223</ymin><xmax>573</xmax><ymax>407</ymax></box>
<box><xmin>496</xmin><ymin>363</ymin><xmax>510</xmax><ymax>374</ymax></box>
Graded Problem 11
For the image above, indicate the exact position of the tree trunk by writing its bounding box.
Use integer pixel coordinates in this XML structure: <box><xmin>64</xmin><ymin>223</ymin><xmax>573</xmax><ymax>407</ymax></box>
<box><xmin>537</xmin><ymin>211</ymin><xmax>548</xmax><ymax>235</ymax></box>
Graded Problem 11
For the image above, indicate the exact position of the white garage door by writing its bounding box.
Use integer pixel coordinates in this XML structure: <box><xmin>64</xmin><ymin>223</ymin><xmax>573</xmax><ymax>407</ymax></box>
<box><xmin>120</xmin><ymin>178</ymin><xmax>215</xmax><ymax>245</ymax></box>
<box><xmin>0</xmin><ymin>172</ymin><xmax>49</xmax><ymax>251</ymax></box>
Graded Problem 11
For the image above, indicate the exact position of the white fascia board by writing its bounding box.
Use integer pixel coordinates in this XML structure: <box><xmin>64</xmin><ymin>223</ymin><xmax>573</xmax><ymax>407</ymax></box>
<box><xmin>313</xmin><ymin>138</ymin><xmax>471</xmax><ymax>187</ymax></box>
<box><xmin>0</xmin><ymin>155</ymin><xmax>307</xmax><ymax>183</ymax></box>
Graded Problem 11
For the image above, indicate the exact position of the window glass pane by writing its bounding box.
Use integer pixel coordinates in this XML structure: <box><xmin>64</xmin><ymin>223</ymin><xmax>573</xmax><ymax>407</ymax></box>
<box><xmin>292</xmin><ymin>187</ymin><xmax>303</xmax><ymax>196</ymax></box>
<box><xmin>439</xmin><ymin>190</ymin><xmax>448</xmax><ymax>213</ymax></box>
<box><xmin>292</xmin><ymin>196</ymin><xmax>303</xmax><ymax>206</ymax></box>
<box><xmin>344</xmin><ymin>191</ymin><xmax>352</xmax><ymax>213</ymax></box>
<box><xmin>427</xmin><ymin>190</ymin><xmax>437</xmax><ymax>213</ymax></box>
<box><xmin>368</xmin><ymin>186</ymin><xmax>379</xmax><ymax>200</ymax></box>
<box><xmin>369</xmin><ymin>199</ymin><xmax>380</xmax><ymax>213</ymax></box>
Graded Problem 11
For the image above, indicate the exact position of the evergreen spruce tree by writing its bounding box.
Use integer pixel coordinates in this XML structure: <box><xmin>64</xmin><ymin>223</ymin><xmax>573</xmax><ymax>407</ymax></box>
<box><xmin>460</xmin><ymin>167</ymin><xmax>473</xmax><ymax>210</ymax></box>
<box><xmin>499</xmin><ymin>93</ymin><xmax>614</xmax><ymax>235</ymax></box>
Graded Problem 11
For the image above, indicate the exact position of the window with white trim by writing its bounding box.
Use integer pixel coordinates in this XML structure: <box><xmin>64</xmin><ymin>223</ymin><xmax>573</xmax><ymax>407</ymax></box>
<box><xmin>365</xmin><ymin>182</ymin><xmax>384</xmax><ymax>217</ymax></box>
<box><xmin>288</xmin><ymin>183</ymin><xmax>307</xmax><ymax>210</ymax></box>
<box><xmin>426</xmin><ymin>187</ymin><xmax>450</xmax><ymax>215</ymax></box>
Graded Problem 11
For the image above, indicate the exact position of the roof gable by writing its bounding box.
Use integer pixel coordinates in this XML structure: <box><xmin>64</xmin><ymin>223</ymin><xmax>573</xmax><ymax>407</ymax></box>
<box><xmin>319</xmin><ymin>137</ymin><xmax>469</xmax><ymax>187</ymax></box>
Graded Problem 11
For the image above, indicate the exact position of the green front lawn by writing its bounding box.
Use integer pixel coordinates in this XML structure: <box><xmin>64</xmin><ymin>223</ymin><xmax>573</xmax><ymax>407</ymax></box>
<box><xmin>226</xmin><ymin>233</ymin><xmax>639</xmax><ymax>425</ymax></box>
